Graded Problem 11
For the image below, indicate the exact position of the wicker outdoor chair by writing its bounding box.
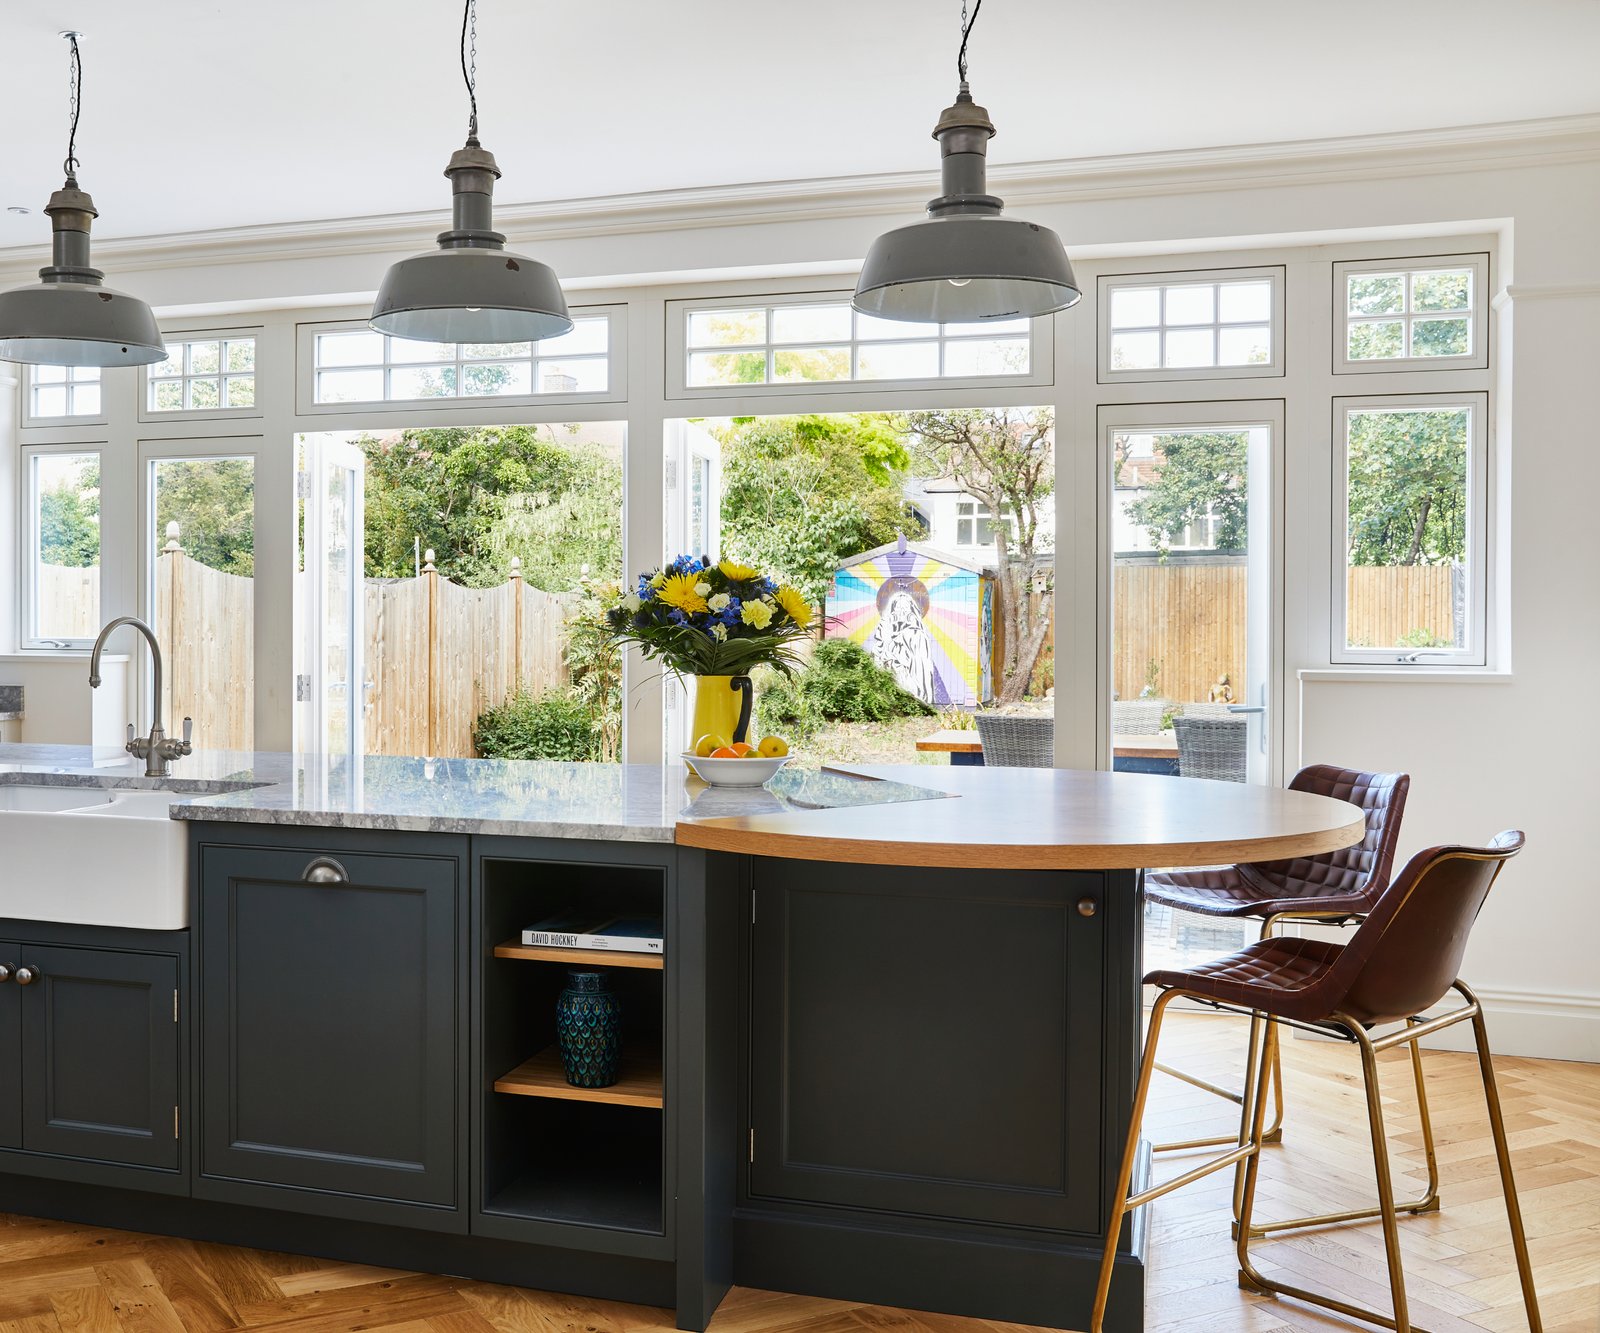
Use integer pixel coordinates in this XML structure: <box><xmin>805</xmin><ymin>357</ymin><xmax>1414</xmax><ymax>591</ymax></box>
<box><xmin>1173</xmin><ymin>714</ymin><xmax>1247</xmax><ymax>781</ymax></box>
<box><xmin>973</xmin><ymin>714</ymin><xmax>1055</xmax><ymax>767</ymax></box>
<box><xmin>1111</xmin><ymin>699</ymin><xmax>1166</xmax><ymax>733</ymax></box>
<box><xmin>1178</xmin><ymin>702</ymin><xmax>1235</xmax><ymax>720</ymax></box>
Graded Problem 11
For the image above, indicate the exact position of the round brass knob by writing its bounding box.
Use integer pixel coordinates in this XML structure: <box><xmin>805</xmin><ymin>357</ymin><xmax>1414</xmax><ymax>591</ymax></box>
<box><xmin>1076</xmin><ymin>897</ymin><xmax>1098</xmax><ymax>918</ymax></box>
<box><xmin>14</xmin><ymin>966</ymin><xmax>38</xmax><ymax>986</ymax></box>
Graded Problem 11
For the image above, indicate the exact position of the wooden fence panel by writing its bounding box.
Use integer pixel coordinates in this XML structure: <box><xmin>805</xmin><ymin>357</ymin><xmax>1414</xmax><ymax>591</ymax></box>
<box><xmin>1346</xmin><ymin>565</ymin><xmax>1455</xmax><ymax>648</ymax></box>
<box><xmin>37</xmin><ymin>565</ymin><xmax>100</xmax><ymax>639</ymax></box>
<box><xmin>364</xmin><ymin>577</ymin><xmax>431</xmax><ymax>759</ymax></box>
<box><xmin>155</xmin><ymin>551</ymin><xmax>254</xmax><ymax>751</ymax></box>
<box><xmin>1112</xmin><ymin>563</ymin><xmax>1248</xmax><ymax>706</ymax></box>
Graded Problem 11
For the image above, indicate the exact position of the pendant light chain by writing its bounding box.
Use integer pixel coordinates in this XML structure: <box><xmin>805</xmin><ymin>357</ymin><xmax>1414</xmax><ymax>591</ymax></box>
<box><xmin>460</xmin><ymin>0</ymin><xmax>479</xmax><ymax>144</ymax></box>
<box><xmin>63</xmin><ymin>31</ymin><xmax>83</xmax><ymax>185</ymax></box>
<box><xmin>957</xmin><ymin>0</ymin><xmax>981</xmax><ymax>87</ymax></box>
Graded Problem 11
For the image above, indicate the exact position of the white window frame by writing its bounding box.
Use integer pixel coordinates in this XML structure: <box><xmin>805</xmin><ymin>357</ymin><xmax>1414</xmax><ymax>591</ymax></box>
<box><xmin>140</xmin><ymin>327</ymin><xmax>265</xmax><ymax>423</ymax></box>
<box><xmin>1333</xmin><ymin>253</ymin><xmax>1489</xmax><ymax>375</ymax></box>
<box><xmin>21</xmin><ymin>364</ymin><xmax>108</xmax><ymax>428</ymax></box>
<box><xmin>1331</xmin><ymin>392</ymin><xmax>1488</xmax><ymax>666</ymax></box>
<box><xmin>664</xmin><ymin>290</ymin><xmax>1054</xmax><ymax>400</ymax></box>
<box><xmin>19</xmin><ymin>441</ymin><xmax>105</xmax><ymax>650</ymax></box>
<box><xmin>294</xmin><ymin>305</ymin><xmax>627</xmax><ymax>415</ymax></box>
<box><xmin>1097</xmin><ymin>266</ymin><xmax>1285</xmax><ymax>384</ymax></box>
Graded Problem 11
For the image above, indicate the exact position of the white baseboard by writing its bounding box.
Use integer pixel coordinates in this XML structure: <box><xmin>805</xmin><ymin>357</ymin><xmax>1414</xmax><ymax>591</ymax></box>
<box><xmin>1415</xmin><ymin>987</ymin><xmax>1600</xmax><ymax>1063</ymax></box>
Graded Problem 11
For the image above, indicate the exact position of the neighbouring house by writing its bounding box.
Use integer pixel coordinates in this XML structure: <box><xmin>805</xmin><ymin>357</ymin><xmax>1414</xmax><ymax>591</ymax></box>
<box><xmin>907</xmin><ymin>476</ymin><xmax>1057</xmax><ymax>561</ymax></box>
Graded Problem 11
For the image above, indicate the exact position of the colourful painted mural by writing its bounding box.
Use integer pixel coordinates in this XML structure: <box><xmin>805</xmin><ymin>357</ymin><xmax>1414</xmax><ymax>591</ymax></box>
<box><xmin>824</xmin><ymin>537</ymin><xmax>996</xmax><ymax>707</ymax></box>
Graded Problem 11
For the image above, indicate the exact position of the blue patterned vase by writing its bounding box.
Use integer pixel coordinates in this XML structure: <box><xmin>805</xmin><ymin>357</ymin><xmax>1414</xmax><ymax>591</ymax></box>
<box><xmin>555</xmin><ymin>970</ymin><xmax>622</xmax><ymax>1088</ymax></box>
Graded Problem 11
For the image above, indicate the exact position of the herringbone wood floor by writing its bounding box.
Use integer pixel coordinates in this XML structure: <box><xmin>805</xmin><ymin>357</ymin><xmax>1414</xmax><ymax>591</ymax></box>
<box><xmin>1</xmin><ymin>1013</ymin><xmax>1594</xmax><ymax>1333</ymax></box>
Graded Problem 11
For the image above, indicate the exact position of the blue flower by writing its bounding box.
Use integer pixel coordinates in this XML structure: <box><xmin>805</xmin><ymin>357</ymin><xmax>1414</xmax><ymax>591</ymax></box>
<box><xmin>668</xmin><ymin>609</ymin><xmax>689</xmax><ymax>626</ymax></box>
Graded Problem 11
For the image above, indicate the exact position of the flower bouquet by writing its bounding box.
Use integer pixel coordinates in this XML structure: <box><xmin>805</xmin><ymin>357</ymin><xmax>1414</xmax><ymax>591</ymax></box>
<box><xmin>603</xmin><ymin>555</ymin><xmax>815</xmax><ymax>745</ymax></box>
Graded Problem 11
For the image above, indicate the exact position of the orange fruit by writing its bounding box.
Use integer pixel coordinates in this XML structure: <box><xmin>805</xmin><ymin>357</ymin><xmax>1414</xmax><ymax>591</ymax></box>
<box><xmin>730</xmin><ymin>742</ymin><xmax>757</xmax><ymax>756</ymax></box>
<box><xmin>710</xmin><ymin>746</ymin><xmax>740</xmax><ymax>759</ymax></box>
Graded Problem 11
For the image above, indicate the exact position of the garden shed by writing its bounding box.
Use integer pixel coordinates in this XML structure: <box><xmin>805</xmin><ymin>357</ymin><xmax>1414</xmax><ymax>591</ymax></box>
<box><xmin>824</xmin><ymin>536</ymin><xmax>997</xmax><ymax>708</ymax></box>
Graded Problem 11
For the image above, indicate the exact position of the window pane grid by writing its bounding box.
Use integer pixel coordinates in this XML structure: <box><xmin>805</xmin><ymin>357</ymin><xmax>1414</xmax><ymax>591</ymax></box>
<box><xmin>28</xmin><ymin>365</ymin><xmax>103</xmax><ymax>419</ymax></box>
<box><xmin>28</xmin><ymin>450</ymin><xmax>101</xmax><ymax>643</ymax></box>
<box><xmin>1341</xmin><ymin>261</ymin><xmax>1480</xmax><ymax>365</ymax></box>
<box><xmin>1106</xmin><ymin>277</ymin><xmax>1275</xmax><ymax>373</ymax></box>
<box><xmin>311</xmin><ymin>319</ymin><xmax>610</xmax><ymax>404</ymax></box>
<box><xmin>682</xmin><ymin>299</ymin><xmax>1032</xmax><ymax>387</ymax></box>
<box><xmin>148</xmin><ymin>336</ymin><xmax>258</xmax><ymax>413</ymax></box>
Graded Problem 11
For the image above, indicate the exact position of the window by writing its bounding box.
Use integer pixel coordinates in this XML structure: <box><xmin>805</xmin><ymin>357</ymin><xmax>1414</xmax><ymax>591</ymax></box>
<box><xmin>1333</xmin><ymin>395</ymin><xmax>1487</xmax><ymax>664</ymax></box>
<box><xmin>25</xmin><ymin>449</ymin><xmax>101</xmax><ymax>647</ymax></box>
<box><xmin>956</xmin><ymin>500</ymin><xmax>1013</xmax><ymax>548</ymax></box>
<box><xmin>304</xmin><ymin>313</ymin><xmax>616</xmax><ymax>408</ymax></box>
<box><xmin>669</xmin><ymin>293</ymin><xmax>1048</xmax><ymax>396</ymax></box>
<box><xmin>26</xmin><ymin>365</ymin><xmax>102</xmax><ymax>422</ymax></box>
<box><xmin>1100</xmin><ymin>268</ymin><xmax>1283</xmax><ymax>381</ymax></box>
<box><xmin>145</xmin><ymin>335</ymin><xmax>257</xmax><ymax>414</ymax></box>
<box><xmin>1334</xmin><ymin>255</ymin><xmax>1488</xmax><ymax>372</ymax></box>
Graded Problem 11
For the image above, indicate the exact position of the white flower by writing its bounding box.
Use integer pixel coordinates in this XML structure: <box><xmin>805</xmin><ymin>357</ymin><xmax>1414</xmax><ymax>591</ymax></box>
<box><xmin>707</xmin><ymin>592</ymin><xmax>730</xmax><ymax>612</ymax></box>
<box><xmin>712</xmin><ymin>623</ymin><xmax>729</xmax><ymax>641</ymax></box>
<box><xmin>695</xmin><ymin>581</ymin><xmax>712</xmax><ymax>598</ymax></box>
<box><xmin>621</xmin><ymin>592</ymin><xmax>642</xmax><ymax>613</ymax></box>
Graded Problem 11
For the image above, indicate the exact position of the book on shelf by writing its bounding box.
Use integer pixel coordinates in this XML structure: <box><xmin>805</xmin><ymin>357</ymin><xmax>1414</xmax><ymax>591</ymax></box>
<box><xmin>521</xmin><ymin>911</ymin><xmax>664</xmax><ymax>955</ymax></box>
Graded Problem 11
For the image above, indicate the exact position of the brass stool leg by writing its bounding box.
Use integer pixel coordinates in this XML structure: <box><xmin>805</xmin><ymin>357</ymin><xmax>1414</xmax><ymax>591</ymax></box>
<box><xmin>1090</xmin><ymin>993</ymin><xmax>1267</xmax><ymax>1333</ymax></box>
<box><xmin>1461</xmin><ymin>985</ymin><xmax>1544</xmax><ymax>1332</ymax></box>
<box><xmin>1237</xmin><ymin>1016</ymin><xmax>1425</xmax><ymax>1333</ymax></box>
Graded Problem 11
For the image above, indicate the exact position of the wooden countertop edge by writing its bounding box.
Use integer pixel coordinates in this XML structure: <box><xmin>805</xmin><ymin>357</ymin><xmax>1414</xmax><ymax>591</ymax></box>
<box><xmin>674</xmin><ymin>812</ymin><xmax>1368</xmax><ymax>871</ymax></box>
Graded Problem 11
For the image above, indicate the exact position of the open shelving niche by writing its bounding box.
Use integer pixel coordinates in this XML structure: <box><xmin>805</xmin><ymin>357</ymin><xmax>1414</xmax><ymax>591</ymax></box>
<box><xmin>480</xmin><ymin>856</ymin><xmax>667</xmax><ymax>1236</ymax></box>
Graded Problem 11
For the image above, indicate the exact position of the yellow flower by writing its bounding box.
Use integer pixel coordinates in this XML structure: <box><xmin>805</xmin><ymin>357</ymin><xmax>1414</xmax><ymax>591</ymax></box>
<box><xmin>718</xmin><ymin>558</ymin><xmax>760</xmax><ymax>582</ymax></box>
<box><xmin>741</xmin><ymin>599</ymin><xmax>774</xmax><ymax>630</ymax></box>
<box><xmin>648</xmin><ymin>569</ymin><xmax>667</xmax><ymax>588</ymax></box>
<box><xmin>774</xmin><ymin>585</ymin><xmax>812</xmax><ymax>628</ymax></box>
<box><xmin>656</xmin><ymin>572</ymin><xmax>709</xmax><ymax>614</ymax></box>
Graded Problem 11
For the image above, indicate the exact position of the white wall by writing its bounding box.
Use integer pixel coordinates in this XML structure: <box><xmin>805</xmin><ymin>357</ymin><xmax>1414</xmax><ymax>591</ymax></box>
<box><xmin>3</xmin><ymin>117</ymin><xmax>1597</xmax><ymax>1057</ymax></box>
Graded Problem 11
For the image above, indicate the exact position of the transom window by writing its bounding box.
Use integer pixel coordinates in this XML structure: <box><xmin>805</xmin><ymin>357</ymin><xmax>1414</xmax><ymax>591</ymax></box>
<box><xmin>27</xmin><ymin>365</ymin><xmax>102</xmax><ymax>421</ymax></box>
<box><xmin>308</xmin><ymin>315</ymin><xmax>612</xmax><ymax>406</ymax></box>
<box><xmin>1334</xmin><ymin>255</ymin><xmax>1487</xmax><ymax>372</ymax></box>
<box><xmin>671</xmin><ymin>294</ymin><xmax>1043</xmax><ymax>395</ymax></box>
<box><xmin>147</xmin><ymin>335</ymin><xmax>257</xmax><ymax>413</ymax></box>
<box><xmin>1100</xmin><ymin>268</ymin><xmax>1283</xmax><ymax>381</ymax></box>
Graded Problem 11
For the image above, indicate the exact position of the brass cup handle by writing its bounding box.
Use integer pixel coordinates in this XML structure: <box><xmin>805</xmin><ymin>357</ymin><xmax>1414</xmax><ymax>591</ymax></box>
<box><xmin>0</xmin><ymin>964</ymin><xmax>12</xmax><ymax>983</ymax></box>
<box><xmin>302</xmin><ymin>856</ymin><xmax>349</xmax><ymax>885</ymax></box>
<box><xmin>14</xmin><ymin>966</ymin><xmax>39</xmax><ymax>986</ymax></box>
<box><xmin>1076</xmin><ymin>897</ymin><xmax>1098</xmax><ymax>918</ymax></box>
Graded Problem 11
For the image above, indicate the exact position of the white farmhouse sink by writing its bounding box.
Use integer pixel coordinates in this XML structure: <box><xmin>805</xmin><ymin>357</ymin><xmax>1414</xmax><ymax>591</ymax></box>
<box><xmin>0</xmin><ymin>784</ymin><xmax>188</xmax><ymax>931</ymax></box>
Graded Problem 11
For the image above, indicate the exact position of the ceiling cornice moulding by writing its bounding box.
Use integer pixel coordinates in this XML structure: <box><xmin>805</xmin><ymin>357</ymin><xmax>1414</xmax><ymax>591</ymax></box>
<box><xmin>1</xmin><ymin>114</ymin><xmax>1596</xmax><ymax>283</ymax></box>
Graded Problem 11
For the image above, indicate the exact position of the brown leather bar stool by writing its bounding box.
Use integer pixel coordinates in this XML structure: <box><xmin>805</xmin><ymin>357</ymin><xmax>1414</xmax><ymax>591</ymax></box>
<box><xmin>1091</xmin><ymin>832</ymin><xmax>1542</xmax><ymax>1333</ymax></box>
<box><xmin>1145</xmin><ymin>764</ymin><xmax>1410</xmax><ymax>1150</ymax></box>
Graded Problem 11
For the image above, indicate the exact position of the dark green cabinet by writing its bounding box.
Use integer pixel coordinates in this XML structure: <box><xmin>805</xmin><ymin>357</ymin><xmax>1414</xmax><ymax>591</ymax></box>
<box><xmin>197</xmin><ymin>837</ymin><xmax>464</xmax><ymax>1224</ymax></box>
<box><xmin>0</xmin><ymin>939</ymin><xmax>179</xmax><ymax>1171</ymax></box>
<box><xmin>748</xmin><ymin>860</ymin><xmax>1107</xmax><ymax>1235</ymax></box>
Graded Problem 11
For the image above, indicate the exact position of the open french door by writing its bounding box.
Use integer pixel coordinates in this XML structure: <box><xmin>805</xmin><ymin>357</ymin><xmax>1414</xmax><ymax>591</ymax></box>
<box><xmin>294</xmin><ymin>434</ymin><xmax>365</xmax><ymax>759</ymax></box>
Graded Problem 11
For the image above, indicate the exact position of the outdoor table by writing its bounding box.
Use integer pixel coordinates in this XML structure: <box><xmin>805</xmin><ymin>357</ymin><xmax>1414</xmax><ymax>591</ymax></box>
<box><xmin>914</xmin><ymin>728</ymin><xmax>1181</xmax><ymax>775</ymax></box>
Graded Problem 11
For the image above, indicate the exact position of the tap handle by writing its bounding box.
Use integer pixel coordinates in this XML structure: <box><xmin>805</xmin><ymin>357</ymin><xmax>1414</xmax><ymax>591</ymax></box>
<box><xmin>182</xmin><ymin>717</ymin><xmax>193</xmax><ymax>749</ymax></box>
<box><xmin>126</xmin><ymin>723</ymin><xmax>136</xmax><ymax>746</ymax></box>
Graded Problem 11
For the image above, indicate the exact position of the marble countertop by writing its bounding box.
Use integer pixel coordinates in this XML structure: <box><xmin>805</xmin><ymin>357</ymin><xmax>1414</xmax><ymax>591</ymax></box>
<box><xmin>0</xmin><ymin>744</ymin><xmax>950</xmax><ymax>841</ymax></box>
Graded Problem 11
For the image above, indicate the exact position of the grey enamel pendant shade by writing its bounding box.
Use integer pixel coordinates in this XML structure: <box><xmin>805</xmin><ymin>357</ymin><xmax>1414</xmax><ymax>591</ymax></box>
<box><xmin>0</xmin><ymin>184</ymin><xmax>166</xmax><ymax>367</ymax></box>
<box><xmin>372</xmin><ymin>141</ymin><xmax>572</xmax><ymax>344</ymax></box>
<box><xmin>853</xmin><ymin>89</ymin><xmax>1081</xmax><ymax>324</ymax></box>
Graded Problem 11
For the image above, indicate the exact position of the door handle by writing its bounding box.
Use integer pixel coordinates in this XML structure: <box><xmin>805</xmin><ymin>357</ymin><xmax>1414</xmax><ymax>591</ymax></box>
<box><xmin>14</xmin><ymin>966</ymin><xmax>39</xmax><ymax>986</ymax></box>
<box><xmin>1226</xmin><ymin>705</ymin><xmax>1266</xmax><ymax>714</ymax></box>
<box><xmin>302</xmin><ymin>856</ymin><xmax>349</xmax><ymax>884</ymax></box>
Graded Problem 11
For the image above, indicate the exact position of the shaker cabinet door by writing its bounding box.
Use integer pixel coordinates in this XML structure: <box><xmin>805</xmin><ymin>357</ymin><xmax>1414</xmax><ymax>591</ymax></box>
<box><xmin>17</xmin><ymin>944</ymin><xmax>179</xmax><ymax>1170</ymax></box>
<box><xmin>198</xmin><ymin>843</ymin><xmax>461</xmax><ymax>1216</ymax></box>
<box><xmin>0</xmin><ymin>940</ymin><xmax>19</xmax><ymax>1149</ymax></box>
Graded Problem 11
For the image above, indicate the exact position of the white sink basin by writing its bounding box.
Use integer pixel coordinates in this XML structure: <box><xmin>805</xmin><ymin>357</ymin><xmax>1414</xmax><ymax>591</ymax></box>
<box><xmin>0</xmin><ymin>783</ymin><xmax>188</xmax><ymax>931</ymax></box>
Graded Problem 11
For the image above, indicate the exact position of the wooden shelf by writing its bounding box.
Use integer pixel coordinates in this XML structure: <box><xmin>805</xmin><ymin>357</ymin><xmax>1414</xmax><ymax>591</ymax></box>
<box><xmin>493</xmin><ymin>939</ymin><xmax>664</xmax><ymax>970</ymax></box>
<box><xmin>494</xmin><ymin>1046</ymin><xmax>663</xmax><ymax>1108</ymax></box>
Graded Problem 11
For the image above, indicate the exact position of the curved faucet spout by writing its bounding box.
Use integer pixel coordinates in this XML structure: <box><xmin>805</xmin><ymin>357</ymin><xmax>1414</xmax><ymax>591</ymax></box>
<box><xmin>89</xmin><ymin>616</ymin><xmax>164</xmax><ymax>732</ymax></box>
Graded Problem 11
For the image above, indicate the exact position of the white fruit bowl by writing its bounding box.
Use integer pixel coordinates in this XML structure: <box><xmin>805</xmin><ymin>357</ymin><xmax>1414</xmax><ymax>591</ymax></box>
<box><xmin>681</xmin><ymin>751</ymin><xmax>790</xmax><ymax>787</ymax></box>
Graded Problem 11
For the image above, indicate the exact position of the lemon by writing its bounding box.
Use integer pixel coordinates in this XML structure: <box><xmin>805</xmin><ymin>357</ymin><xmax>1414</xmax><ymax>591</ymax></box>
<box><xmin>694</xmin><ymin>733</ymin><xmax>729</xmax><ymax>758</ymax></box>
<box><xmin>758</xmin><ymin>735</ymin><xmax>789</xmax><ymax>758</ymax></box>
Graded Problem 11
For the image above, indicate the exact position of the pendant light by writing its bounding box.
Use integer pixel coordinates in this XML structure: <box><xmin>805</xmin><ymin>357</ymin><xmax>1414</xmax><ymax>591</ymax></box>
<box><xmin>853</xmin><ymin>0</ymin><xmax>1080</xmax><ymax>324</ymax></box>
<box><xmin>372</xmin><ymin>0</ymin><xmax>572</xmax><ymax>343</ymax></box>
<box><xmin>0</xmin><ymin>33</ymin><xmax>165</xmax><ymax>367</ymax></box>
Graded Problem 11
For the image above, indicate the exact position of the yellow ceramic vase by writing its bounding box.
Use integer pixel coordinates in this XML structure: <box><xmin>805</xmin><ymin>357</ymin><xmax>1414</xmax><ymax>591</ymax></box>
<box><xmin>690</xmin><ymin>674</ymin><xmax>754</xmax><ymax>747</ymax></box>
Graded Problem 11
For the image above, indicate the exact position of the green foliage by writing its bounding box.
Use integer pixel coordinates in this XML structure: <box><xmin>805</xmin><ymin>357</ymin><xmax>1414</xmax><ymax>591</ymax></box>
<box><xmin>716</xmin><ymin>414</ymin><xmax>919</xmax><ymax>604</ymax></box>
<box><xmin>564</xmin><ymin>583</ymin><xmax>623</xmax><ymax>762</ymax></box>
<box><xmin>1123</xmin><ymin>431</ymin><xmax>1249</xmax><ymax>557</ymax></box>
<box><xmin>1346</xmin><ymin>408</ymin><xmax>1468</xmax><ymax>566</ymax></box>
<box><xmin>358</xmin><ymin>424</ymin><xmax>621</xmax><ymax>590</ymax></box>
<box><xmin>758</xmin><ymin>640</ymin><xmax>933</xmax><ymax>739</ymax></box>
<box><xmin>156</xmin><ymin>458</ymin><xmax>255</xmax><ymax>576</ymax></box>
<box><xmin>1396</xmin><ymin>626</ymin><xmax>1454</xmax><ymax>648</ymax></box>
<box><xmin>472</xmin><ymin>687</ymin><xmax>604</xmax><ymax>762</ymax></box>
<box><xmin>38</xmin><ymin>460</ymin><xmax>100</xmax><ymax>568</ymax></box>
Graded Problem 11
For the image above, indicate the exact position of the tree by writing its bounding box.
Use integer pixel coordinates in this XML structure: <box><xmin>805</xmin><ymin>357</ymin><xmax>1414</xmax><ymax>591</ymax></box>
<box><xmin>715</xmin><ymin>414</ymin><xmax>920</xmax><ymax>604</ymax></box>
<box><xmin>1346</xmin><ymin>408</ymin><xmax>1467</xmax><ymax>566</ymax></box>
<box><xmin>1119</xmin><ymin>431</ymin><xmax>1248</xmax><ymax>559</ymax></box>
<box><xmin>903</xmin><ymin>408</ymin><xmax>1054</xmax><ymax>702</ymax></box>
<box><xmin>155</xmin><ymin>458</ymin><xmax>256</xmax><ymax>576</ymax></box>
<box><xmin>38</xmin><ymin>460</ymin><xmax>100</xmax><ymax>568</ymax></box>
<box><xmin>358</xmin><ymin>424</ymin><xmax>621</xmax><ymax>590</ymax></box>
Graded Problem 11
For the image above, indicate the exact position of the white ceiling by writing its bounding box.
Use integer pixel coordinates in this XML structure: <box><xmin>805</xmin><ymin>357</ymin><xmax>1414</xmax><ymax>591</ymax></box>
<box><xmin>1</xmin><ymin>0</ymin><xmax>1597</xmax><ymax>250</ymax></box>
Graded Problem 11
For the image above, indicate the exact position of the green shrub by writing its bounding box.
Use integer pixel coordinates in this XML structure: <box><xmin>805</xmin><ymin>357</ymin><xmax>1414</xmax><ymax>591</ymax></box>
<box><xmin>474</xmin><ymin>688</ymin><xmax>602</xmax><ymax>761</ymax></box>
<box><xmin>759</xmin><ymin>640</ymin><xmax>934</xmax><ymax>739</ymax></box>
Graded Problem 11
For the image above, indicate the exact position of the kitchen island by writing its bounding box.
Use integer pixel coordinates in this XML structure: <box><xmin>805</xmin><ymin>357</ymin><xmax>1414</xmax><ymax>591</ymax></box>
<box><xmin>0</xmin><ymin>745</ymin><xmax>1363</xmax><ymax>1333</ymax></box>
